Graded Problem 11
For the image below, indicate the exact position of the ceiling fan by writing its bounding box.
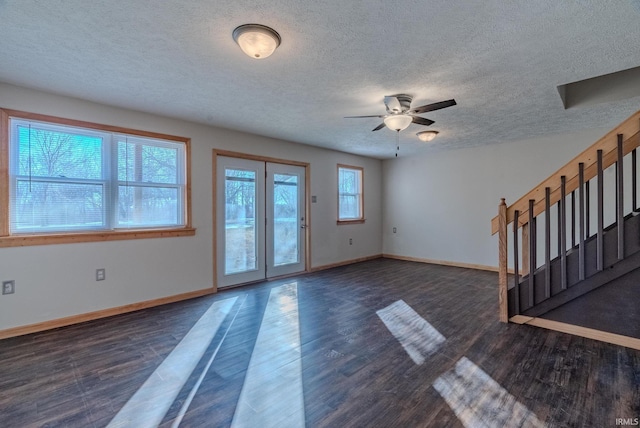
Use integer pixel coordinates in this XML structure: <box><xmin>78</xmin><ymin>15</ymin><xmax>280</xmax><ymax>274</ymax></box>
<box><xmin>345</xmin><ymin>94</ymin><xmax>456</xmax><ymax>132</ymax></box>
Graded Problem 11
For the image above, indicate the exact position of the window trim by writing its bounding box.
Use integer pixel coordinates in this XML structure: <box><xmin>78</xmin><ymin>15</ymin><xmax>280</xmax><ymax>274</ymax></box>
<box><xmin>0</xmin><ymin>108</ymin><xmax>194</xmax><ymax>247</ymax></box>
<box><xmin>337</xmin><ymin>164</ymin><xmax>365</xmax><ymax>225</ymax></box>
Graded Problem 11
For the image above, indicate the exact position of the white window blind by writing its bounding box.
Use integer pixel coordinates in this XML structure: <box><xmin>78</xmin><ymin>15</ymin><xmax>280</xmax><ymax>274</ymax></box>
<box><xmin>8</xmin><ymin>118</ymin><xmax>186</xmax><ymax>234</ymax></box>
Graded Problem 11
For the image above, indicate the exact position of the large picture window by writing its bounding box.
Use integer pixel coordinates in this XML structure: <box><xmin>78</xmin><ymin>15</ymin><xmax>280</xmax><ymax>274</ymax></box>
<box><xmin>337</xmin><ymin>164</ymin><xmax>364</xmax><ymax>223</ymax></box>
<box><xmin>0</xmin><ymin>109</ymin><xmax>193</xmax><ymax>246</ymax></box>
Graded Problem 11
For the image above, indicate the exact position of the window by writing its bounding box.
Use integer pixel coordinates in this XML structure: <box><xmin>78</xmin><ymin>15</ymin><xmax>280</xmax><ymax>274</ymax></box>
<box><xmin>0</xmin><ymin>109</ymin><xmax>194</xmax><ymax>246</ymax></box>
<box><xmin>337</xmin><ymin>164</ymin><xmax>364</xmax><ymax>223</ymax></box>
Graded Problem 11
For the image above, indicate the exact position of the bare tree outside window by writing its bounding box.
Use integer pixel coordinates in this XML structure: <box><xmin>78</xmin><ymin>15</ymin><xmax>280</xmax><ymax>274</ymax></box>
<box><xmin>273</xmin><ymin>174</ymin><xmax>298</xmax><ymax>265</ymax></box>
<box><xmin>224</xmin><ymin>169</ymin><xmax>257</xmax><ymax>274</ymax></box>
<box><xmin>117</xmin><ymin>140</ymin><xmax>180</xmax><ymax>227</ymax></box>
<box><xmin>8</xmin><ymin>119</ymin><xmax>187</xmax><ymax>234</ymax></box>
<box><xmin>15</xmin><ymin>126</ymin><xmax>103</xmax><ymax>230</ymax></box>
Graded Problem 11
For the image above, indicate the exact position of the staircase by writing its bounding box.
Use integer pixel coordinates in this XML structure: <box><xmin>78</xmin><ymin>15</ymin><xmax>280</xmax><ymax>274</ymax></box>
<box><xmin>492</xmin><ymin>109</ymin><xmax>640</xmax><ymax>348</ymax></box>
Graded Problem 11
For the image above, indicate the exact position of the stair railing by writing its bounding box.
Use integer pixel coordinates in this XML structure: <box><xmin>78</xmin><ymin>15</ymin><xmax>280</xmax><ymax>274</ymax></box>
<box><xmin>492</xmin><ymin>109</ymin><xmax>640</xmax><ymax>322</ymax></box>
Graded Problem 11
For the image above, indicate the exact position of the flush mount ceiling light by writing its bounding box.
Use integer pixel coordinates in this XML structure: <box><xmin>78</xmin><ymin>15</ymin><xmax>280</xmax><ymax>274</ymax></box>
<box><xmin>383</xmin><ymin>114</ymin><xmax>413</xmax><ymax>131</ymax></box>
<box><xmin>417</xmin><ymin>130</ymin><xmax>439</xmax><ymax>142</ymax></box>
<box><xmin>232</xmin><ymin>24</ymin><xmax>281</xmax><ymax>59</ymax></box>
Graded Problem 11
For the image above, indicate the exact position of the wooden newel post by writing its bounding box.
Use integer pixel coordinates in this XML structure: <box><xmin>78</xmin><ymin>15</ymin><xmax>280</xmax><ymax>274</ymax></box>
<box><xmin>498</xmin><ymin>198</ymin><xmax>509</xmax><ymax>323</ymax></box>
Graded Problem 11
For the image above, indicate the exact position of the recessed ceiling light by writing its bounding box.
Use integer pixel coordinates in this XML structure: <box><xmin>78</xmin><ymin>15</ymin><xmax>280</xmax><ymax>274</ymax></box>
<box><xmin>232</xmin><ymin>24</ymin><xmax>281</xmax><ymax>59</ymax></box>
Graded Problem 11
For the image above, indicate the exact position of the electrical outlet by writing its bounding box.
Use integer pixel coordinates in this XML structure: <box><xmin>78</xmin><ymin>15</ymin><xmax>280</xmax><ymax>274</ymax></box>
<box><xmin>2</xmin><ymin>280</ymin><xmax>15</xmax><ymax>295</ymax></box>
<box><xmin>349</xmin><ymin>238</ymin><xmax>353</xmax><ymax>245</ymax></box>
<box><xmin>96</xmin><ymin>269</ymin><xmax>106</xmax><ymax>281</ymax></box>
<box><xmin>393</xmin><ymin>227</ymin><xmax>397</xmax><ymax>233</ymax></box>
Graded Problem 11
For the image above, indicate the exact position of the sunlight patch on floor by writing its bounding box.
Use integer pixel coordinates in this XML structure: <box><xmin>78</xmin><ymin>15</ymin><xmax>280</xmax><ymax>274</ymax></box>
<box><xmin>433</xmin><ymin>357</ymin><xmax>544</xmax><ymax>428</ymax></box>
<box><xmin>231</xmin><ymin>282</ymin><xmax>305</xmax><ymax>428</ymax></box>
<box><xmin>377</xmin><ymin>299</ymin><xmax>446</xmax><ymax>365</ymax></box>
<box><xmin>107</xmin><ymin>296</ymin><xmax>238</xmax><ymax>428</ymax></box>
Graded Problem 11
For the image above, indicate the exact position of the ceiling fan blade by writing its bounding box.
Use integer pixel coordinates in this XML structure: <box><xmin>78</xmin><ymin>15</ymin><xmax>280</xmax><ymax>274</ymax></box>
<box><xmin>372</xmin><ymin>123</ymin><xmax>386</xmax><ymax>131</ymax></box>
<box><xmin>409</xmin><ymin>99</ymin><xmax>457</xmax><ymax>115</ymax></box>
<box><xmin>344</xmin><ymin>115</ymin><xmax>385</xmax><ymax>118</ymax></box>
<box><xmin>384</xmin><ymin>96</ymin><xmax>402</xmax><ymax>113</ymax></box>
<box><xmin>411</xmin><ymin>116</ymin><xmax>435</xmax><ymax>126</ymax></box>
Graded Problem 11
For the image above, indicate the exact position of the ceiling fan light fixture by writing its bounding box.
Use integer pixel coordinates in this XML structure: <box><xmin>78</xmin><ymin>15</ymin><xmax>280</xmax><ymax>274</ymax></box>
<box><xmin>232</xmin><ymin>24</ymin><xmax>281</xmax><ymax>59</ymax></box>
<box><xmin>417</xmin><ymin>130</ymin><xmax>439</xmax><ymax>142</ymax></box>
<box><xmin>383</xmin><ymin>114</ymin><xmax>413</xmax><ymax>131</ymax></box>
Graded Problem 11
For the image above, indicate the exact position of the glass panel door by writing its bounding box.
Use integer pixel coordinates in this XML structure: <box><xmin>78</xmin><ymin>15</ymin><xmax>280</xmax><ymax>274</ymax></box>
<box><xmin>216</xmin><ymin>157</ymin><xmax>265</xmax><ymax>287</ymax></box>
<box><xmin>216</xmin><ymin>157</ymin><xmax>306</xmax><ymax>287</ymax></box>
<box><xmin>266</xmin><ymin>163</ymin><xmax>306</xmax><ymax>277</ymax></box>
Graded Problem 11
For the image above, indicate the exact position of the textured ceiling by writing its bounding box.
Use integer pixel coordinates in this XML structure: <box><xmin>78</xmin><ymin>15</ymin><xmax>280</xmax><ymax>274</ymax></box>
<box><xmin>0</xmin><ymin>1</ymin><xmax>639</xmax><ymax>158</ymax></box>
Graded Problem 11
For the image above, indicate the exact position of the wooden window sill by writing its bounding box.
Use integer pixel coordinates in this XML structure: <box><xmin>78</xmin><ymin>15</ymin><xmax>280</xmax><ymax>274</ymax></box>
<box><xmin>0</xmin><ymin>228</ymin><xmax>196</xmax><ymax>248</ymax></box>
<box><xmin>337</xmin><ymin>219</ymin><xmax>365</xmax><ymax>225</ymax></box>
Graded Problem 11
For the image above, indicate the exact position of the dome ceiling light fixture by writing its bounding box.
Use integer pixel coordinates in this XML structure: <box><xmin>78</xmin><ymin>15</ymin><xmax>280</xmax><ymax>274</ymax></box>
<box><xmin>232</xmin><ymin>24</ymin><xmax>281</xmax><ymax>59</ymax></box>
<box><xmin>417</xmin><ymin>130</ymin><xmax>439</xmax><ymax>142</ymax></box>
<box><xmin>383</xmin><ymin>114</ymin><xmax>413</xmax><ymax>131</ymax></box>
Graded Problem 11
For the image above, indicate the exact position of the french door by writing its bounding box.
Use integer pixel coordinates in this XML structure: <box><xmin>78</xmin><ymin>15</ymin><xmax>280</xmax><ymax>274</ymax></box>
<box><xmin>216</xmin><ymin>156</ymin><xmax>306</xmax><ymax>287</ymax></box>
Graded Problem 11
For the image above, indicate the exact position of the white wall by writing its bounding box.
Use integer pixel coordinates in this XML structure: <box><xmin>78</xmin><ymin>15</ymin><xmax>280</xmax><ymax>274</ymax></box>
<box><xmin>382</xmin><ymin>128</ymin><xmax>610</xmax><ymax>269</ymax></box>
<box><xmin>0</xmin><ymin>83</ymin><xmax>382</xmax><ymax>330</ymax></box>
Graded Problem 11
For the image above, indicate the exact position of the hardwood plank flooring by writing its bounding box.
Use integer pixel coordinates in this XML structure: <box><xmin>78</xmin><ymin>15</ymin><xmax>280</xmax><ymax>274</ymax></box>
<box><xmin>0</xmin><ymin>259</ymin><xmax>638</xmax><ymax>427</ymax></box>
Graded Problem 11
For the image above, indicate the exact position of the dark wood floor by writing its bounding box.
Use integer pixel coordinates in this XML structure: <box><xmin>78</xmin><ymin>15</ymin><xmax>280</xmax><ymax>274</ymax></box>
<box><xmin>0</xmin><ymin>259</ymin><xmax>638</xmax><ymax>427</ymax></box>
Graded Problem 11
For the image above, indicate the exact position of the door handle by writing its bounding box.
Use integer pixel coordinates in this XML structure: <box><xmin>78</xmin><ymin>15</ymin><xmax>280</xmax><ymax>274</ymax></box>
<box><xmin>301</xmin><ymin>224</ymin><xmax>307</xmax><ymax>229</ymax></box>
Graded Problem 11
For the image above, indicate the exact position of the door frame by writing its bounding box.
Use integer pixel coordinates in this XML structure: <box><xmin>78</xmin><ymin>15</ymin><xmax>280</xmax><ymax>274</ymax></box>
<box><xmin>212</xmin><ymin>149</ymin><xmax>311</xmax><ymax>290</ymax></box>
